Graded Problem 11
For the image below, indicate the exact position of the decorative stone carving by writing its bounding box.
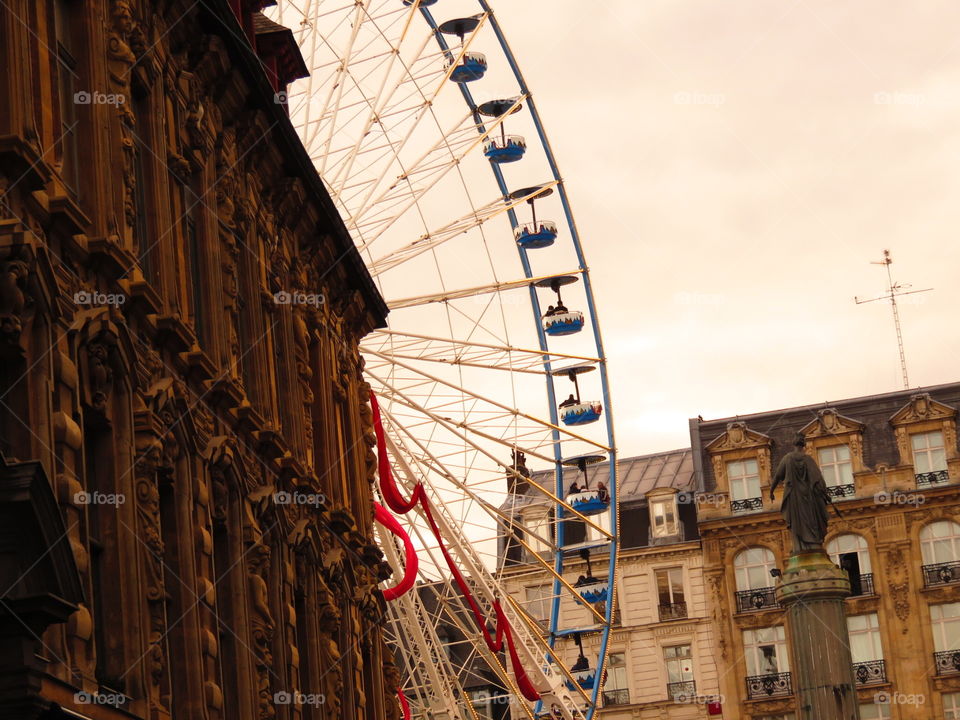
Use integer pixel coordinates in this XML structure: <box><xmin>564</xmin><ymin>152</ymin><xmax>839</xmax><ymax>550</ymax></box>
<box><xmin>0</xmin><ymin>258</ymin><xmax>28</xmax><ymax>353</ymax></box>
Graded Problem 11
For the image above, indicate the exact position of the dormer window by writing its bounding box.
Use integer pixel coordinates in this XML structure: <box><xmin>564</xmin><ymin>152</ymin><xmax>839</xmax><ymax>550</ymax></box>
<box><xmin>913</xmin><ymin>430</ymin><xmax>947</xmax><ymax>473</ymax></box>
<box><xmin>727</xmin><ymin>458</ymin><xmax>762</xmax><ymax>513</ymax></box>
<box><xmin>650</xmin><ymin>496</ymin><xmax>678</xmax><ymax>538</ymax></box>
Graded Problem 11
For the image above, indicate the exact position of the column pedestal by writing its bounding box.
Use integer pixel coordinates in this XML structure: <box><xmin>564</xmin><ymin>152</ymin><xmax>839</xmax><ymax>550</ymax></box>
<box><xmin>775</xmin><ymin>550</ymin><xmax>860</xmax><ymax>720</ymax></box>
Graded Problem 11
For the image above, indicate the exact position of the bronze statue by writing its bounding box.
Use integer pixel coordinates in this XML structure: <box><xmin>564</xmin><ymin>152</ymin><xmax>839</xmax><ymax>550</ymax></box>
<box><xmin>769</xmin><ymin>433</ymin><xmax>830</xmax><ymax>554</ymax></box>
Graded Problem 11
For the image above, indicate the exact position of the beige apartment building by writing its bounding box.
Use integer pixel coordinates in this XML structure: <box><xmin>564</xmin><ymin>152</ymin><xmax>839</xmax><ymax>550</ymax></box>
<box><xmin>691</xmin><ymin>383</ymin><xmax>960</xmax><ymax>720</ymax></box>
<box><xmin>501</xmin><ymin>450</ymin><xmax>723</xmax><ymax>718</ymax></box>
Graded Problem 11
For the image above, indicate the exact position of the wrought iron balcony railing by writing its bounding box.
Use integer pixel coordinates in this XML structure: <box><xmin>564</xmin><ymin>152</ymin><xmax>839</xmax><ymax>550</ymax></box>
<box><xmin>935</xmin><ymin>650</ymin><xmax>960</xmax><ymax>676</ymax></box>
<box><xmin>735</xmin><ymin>586</ymin><xmax>779</xmax><ymax>613</ymax></box>
<box><xmin>746</xmin><ymin>672</ymin><xmax>792</xmax><ymax>699</ymax></box>
<box><xmin>730</xmin><ymin>496</ymin><xmax>763</xmax><ymax>513</ymax></box>
<box><xmin>667</xmin><ymin>680</ymin><xmax>696</xmax><ymax>702</ymax></box>
<box><xmin>916</xmin><ymin>470</ymin><xmax>950</xmax><ymax>487</ymax></box>
<box><xmin>852</xmin><ymin>573</ymin><xmax>875</xmax><ymax>597</ymax></box>
<box><xmin>826</xmin><ymin>484</ymin><xmax>855</xmax><ymax>499</ymax></box>
<box><xmin>853</xmin><ymin>659</ymin><xmax>886</xmax><ymax>685</ymax></box>
<box><xmin>923</xmin><ymin>561</ymin><xmax>960</xmax><ymax>587</ymax></box>
<box><xmin>602</xmin><ymin>688</ymin><xmax>630</xmax><ymax>706</ymax></box>
<box><xmin>658</xmin><ymin>602</ymin><xmax>688</xmax><ymax>622</ymax></box>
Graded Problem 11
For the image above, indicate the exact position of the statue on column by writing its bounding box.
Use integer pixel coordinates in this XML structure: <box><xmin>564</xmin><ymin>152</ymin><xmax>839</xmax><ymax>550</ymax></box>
<box><xmin>769</xmin><ymin>433</ymin><xmax>830</xmax><ymax>554</ymax></box>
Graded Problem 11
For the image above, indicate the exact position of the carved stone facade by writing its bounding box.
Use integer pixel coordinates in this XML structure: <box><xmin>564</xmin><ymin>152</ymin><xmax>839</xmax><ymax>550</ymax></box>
<box><xmin>0</xmin><ymin>2</ymin><xmax>396</xmax><ymax>719</ymax></box>
<box><xmin>691</xmin><ymin>383</ymin><xmax>960</xmax><ymax>720</ymax></box>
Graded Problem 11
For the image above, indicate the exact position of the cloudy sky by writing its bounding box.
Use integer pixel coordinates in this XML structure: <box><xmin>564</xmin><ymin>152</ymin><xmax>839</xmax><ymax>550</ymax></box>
<box><xmin>493</xmin><ymin>0</ymin><xmax>960</xmax><ymax>453</ymax></box>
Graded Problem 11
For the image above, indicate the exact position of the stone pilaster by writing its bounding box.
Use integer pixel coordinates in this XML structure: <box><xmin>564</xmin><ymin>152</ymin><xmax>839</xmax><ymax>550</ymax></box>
<box><xmin>776</xmin><ymin>551</ymin><xmax>860</xmax><ymax>720</ymax></box>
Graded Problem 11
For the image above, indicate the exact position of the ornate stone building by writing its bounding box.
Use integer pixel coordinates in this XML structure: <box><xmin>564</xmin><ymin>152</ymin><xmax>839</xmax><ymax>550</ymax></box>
<box><xmin>0</xmin><ymin>1</ymin><xmax>397</xmax><ymax>720</ymax></box>
<box><xmin>691</xmin><ymin>382</ymin><xmax>960</xmax><ymax>720</ymax></box>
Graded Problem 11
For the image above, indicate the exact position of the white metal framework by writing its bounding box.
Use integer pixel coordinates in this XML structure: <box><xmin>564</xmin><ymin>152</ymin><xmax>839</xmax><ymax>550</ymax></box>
<box><xmin>270</xmin><ymin>2</ymin><xmax>618</xmax><ymax>718</ymax></box>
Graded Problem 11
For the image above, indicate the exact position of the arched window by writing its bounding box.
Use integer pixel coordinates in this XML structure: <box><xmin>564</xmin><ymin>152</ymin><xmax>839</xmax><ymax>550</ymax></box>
<box><xmin>921</xmin><ymin>521</ymin><xmax>960</xmax><ymax>565</ymax></box>
<box><xmin>734</xmin><ymin>548</ymin><xmax>776</xmax><ymax>591</ymax></box>
<box><xmin>827</xmin><ymin>534</ymin><xmax>871</xmax><ymax>572</ymax></box>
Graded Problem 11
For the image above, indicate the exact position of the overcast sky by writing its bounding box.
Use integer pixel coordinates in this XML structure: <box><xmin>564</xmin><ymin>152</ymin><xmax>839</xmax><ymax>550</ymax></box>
<box><xmin>492</xmin><ymin>0</ymin><xmax>960</xmax><ymax>454</ymax></box>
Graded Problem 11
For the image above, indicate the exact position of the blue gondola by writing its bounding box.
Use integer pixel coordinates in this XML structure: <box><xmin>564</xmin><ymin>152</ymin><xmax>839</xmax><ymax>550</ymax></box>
<box><xmin>515</xmin><ymin>220</ymin><xmax>557</xmax><ymax>249</ymax></box>
<box><xmin>565</xmin><ymin>668</ymin><xmax>597</xmax><ymax>692</ymax></box>
<box><xmin>447</xmin><ymin>52</ymin><xmax>487</xmax><ymax>83</ymax></box>
<box><xmin>560</xmin><ymin>401</ymin><xmax>602</xmax><ymax>426</ymax></box>
<box><xmin>543</xmin><ymin>310</ymin><xmax>584</xmax><ymax>336</ymax></box>
<box><xmin>403</xmin><ymin>0</ymin><xmax>437</xmax><ymax>5</ymax></box>
<box><xmin>562</xmin><ymin>490</ymin><xmax>609</xmax><ymax>517</ymax></box>
<box><xmin>484</xmin><ymin>135</ymin><xmax>526</xmax><ymax>163</ymax></box>
<box><xmin>575</xmin><ymin>579</ymin><xmax>609</xmax><ymax>604</ymax></box>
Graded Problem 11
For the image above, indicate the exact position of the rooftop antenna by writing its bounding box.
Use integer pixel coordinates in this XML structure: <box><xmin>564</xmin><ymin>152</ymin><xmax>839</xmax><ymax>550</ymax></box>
<box><xmin>854</xmin><ymin>249</ymin><xmax>932</xmax><ymax>389</ymax></box>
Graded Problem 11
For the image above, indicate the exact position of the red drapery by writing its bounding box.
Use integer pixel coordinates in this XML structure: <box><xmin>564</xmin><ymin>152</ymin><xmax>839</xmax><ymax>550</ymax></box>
<box><xmin>370</xmin><ymin>391</ymin><xmax>541</xmax><ymax>701</ymax></box>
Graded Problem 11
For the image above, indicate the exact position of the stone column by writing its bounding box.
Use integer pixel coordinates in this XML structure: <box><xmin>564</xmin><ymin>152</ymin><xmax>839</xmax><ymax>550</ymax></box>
<box><xmin>775</xmin><ymin>551</ymin><xmax>860</xmax><ymax>720</ymax></box>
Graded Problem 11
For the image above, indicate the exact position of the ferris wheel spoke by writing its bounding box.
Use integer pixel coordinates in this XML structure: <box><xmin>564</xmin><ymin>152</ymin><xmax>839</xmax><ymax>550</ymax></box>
<box><xmin>385</xmin><ymin>269</ymin><xmax>582</xmax><ymax>309</ymax></box>
<box><xmin>368</xmin><ymin>181</ymin><xmax>559</xmax><ymax>276</ymax></box>
<box><xmin>367</xmin><ymin>355</ymin><xmax>612</xmax><ymax>453</ymax></box>
<box><xmin>377</xmin><ymin>396</ymin><xmax>611</xmax><ymax>539</ymax></box>
<box><xmin>362</xmin><ymin>328</ymin><xmax>601</xmax><ymax>374</ymax></box>
<box><xmin>350</xmin><ymin>103</ymin><xmax>524</xmax><ymax>247</ymax></box>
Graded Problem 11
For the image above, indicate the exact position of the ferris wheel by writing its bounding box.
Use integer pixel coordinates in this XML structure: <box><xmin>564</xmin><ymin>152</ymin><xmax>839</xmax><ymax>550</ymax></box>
<box><xmin>268</xmin><ymin>1</ymin><xmax>618</xmax><ymax>718</ymax></box>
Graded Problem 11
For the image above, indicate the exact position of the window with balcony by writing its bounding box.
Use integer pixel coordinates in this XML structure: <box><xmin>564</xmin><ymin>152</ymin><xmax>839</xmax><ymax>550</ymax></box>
<box><xmin>931</xmin><ymin>602</ymin><xmax>960</xmax><ymax>675</ymax></box>
<box><xmin>664</xmin><ymin>644</ymin><xmax>694</xmax><ymax>701</ymax></box>
<box><xmin>827</xmin><ymin>534</ymin><xmax>874</xmax><ymax>596</ymax></box>
<box><xmin>650</xmin><ymin>496</ymin><xmax>678</xmax><ymax>538</ymax></box>
<box><xmin>818</xmin><ymin>444</ymin><xmax>854</xmax><ymax>498</ymax></box>
<box><xmin>524</xmin><ymin>584</ymin><xmax>553</xmax><ymax>630</ymax></box>
<box><xmin>847</xmin><ymin>613</ymin><xmax>885</xmax><ymax>685</ymax></box>
<box><xmin>945</xmin><ymin>692</ymin><xmax>960</xmax><ymax>720</ymax></box>
<box><xmin>921</xmin><ymin>521</ymin><xmax>960</xmax><ymax>587</ymax></box>
<box><xmin>656</xmin><ymin>567</ymin><xmax>687</xmax><ymax>621</ymax></box>
<box><xmin>743</xmin><ymin>626</ymin><xmax>790</xmax><ymax>699</ymax></box>
<box><xmin>912</xmin><ymin>430</ymin><xmax>948</xmax><ymax>485</ymax></box>
<box><xmin>858</xmin><ymin>704</ymin><xmax>891</xmax><ymax>720</ymax></box>
<box><xmin>734</xmin><ymin>547</ymin><xmax>779</xmax><ymax>612</ymax></box>
<box><xmin>602</xmin><ymin>652</ymin><xmax>630</xmax><ymax>706</ymax></box>
<box><xmin>727</xmin><ymin>458</ymin><xmax>762</xmax><ymax>513</ymax></box>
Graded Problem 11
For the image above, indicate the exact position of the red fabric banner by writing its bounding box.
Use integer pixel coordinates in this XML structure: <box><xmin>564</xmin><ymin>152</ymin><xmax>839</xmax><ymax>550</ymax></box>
<box><xmin>370</xmin><ymin>391</ymin><xmax>541</xmax><ymax>701</ymax></box>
